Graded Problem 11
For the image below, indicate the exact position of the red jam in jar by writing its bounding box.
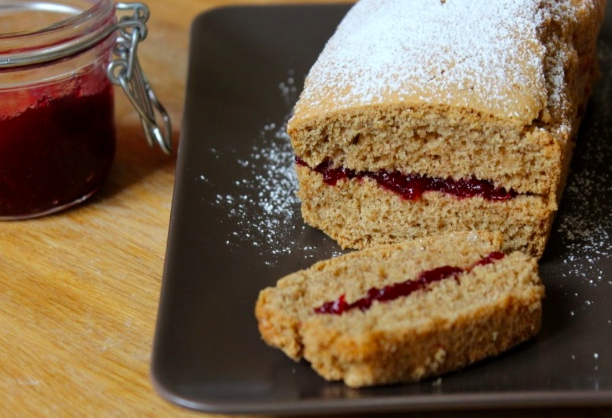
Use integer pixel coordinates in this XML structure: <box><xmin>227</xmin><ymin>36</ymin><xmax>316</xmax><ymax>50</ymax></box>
<box><xmin>0</xmin><ymin>72</ymin><xmax>116</xmax><ymax>218</ymax></box>
<box><xmin>0</xmin><ymin>0</ymin><xmax>118</xmax><ymax>219</ymax></box>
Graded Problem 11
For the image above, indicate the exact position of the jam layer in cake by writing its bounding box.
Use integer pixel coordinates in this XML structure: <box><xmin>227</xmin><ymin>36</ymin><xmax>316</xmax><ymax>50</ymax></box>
<box><xmin>295</xmin><ymin>165</ymin><xmax>554</xmax><ymax>255</ymax></box>
<box><xmin>296</xmin><ymin>158</ymin><xmax>518</xmax><ymax>201</ymax></box>
<box><xmin>314</xmin><ymin>252</ymin><xmax>505</xmax><ymax>315</ymax></box>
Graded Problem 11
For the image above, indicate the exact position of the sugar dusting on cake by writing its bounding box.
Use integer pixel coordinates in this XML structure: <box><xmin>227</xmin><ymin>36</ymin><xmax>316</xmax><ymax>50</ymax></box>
<box><xmin>295</xmin><ymin>0</ymin><xmax>589</xmax><ymax>126</ymax></box>
<box><xmin>299</xmin><ymin>0</ymin><xmax>546</xmax><ymax>119</ymax></box>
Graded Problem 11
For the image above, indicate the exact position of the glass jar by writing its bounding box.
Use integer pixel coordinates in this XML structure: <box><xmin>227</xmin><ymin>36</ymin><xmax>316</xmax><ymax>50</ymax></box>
<box><xmin>0</xmin><ymin>0</ymin><xmax>170</xmax><ymax>220</ymax></box>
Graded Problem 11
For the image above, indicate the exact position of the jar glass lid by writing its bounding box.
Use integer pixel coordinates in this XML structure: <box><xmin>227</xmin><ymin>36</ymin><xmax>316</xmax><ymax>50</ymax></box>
<box><xmin>0</xmin><ymin>0</ymin><xmax>112</xmax><ymax>36</ymax></box>
<box><xmin>0</xmin><ymin>0</ymin><xmax>115</xmax><ymax>67</ymax></box>
<box><xmin>0</xmin><ymin>0</ymin><xmax>93</xmax><ymax>35</ymax></box>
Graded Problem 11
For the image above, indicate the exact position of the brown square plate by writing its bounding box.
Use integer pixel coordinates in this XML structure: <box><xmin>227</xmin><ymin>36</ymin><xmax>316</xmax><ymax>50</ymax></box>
<box><xmin>152</xmin><ymin>4</ymin><xmax>612</xmax><ymax>414</ymax></box>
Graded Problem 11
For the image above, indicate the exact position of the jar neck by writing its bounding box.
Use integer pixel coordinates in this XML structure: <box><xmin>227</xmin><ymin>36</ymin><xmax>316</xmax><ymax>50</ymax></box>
<box><xmin>0</xmin><ymin>0</ymin><xmax>116</xmax><ymax>68</ymax></box>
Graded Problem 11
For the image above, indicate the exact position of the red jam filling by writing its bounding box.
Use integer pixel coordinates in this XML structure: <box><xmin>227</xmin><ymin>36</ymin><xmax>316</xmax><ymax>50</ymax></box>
<box><xmin>314</xmin><ymin>251</ymin><xmax>505</xmax><ymax>315</ymax></box>
<box><xmin>296</xmin><ymin>157</ymin><xmax>517</xmax><ymax>201</ymax></box>
<box><xmin>0</xmin><ymin>75</ymin><xmax>116</xmax><ymax>218</ymax></box>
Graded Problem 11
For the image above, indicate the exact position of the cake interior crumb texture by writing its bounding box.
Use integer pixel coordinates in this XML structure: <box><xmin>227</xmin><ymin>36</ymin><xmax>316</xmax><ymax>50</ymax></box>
<box><xmin>288</xmin><ymin>0</ymin><xmax>606</xmax><ymax>256</ymax></box>
<box><xmin>256</xmin><ymin>232</ymin><xmax>545</xmax><ymax>388</ymax></box>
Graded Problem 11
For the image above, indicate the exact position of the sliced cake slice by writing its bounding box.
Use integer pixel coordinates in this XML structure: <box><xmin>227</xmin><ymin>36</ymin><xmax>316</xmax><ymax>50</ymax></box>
<box><xmin>255</xmin><ymin>231</ymin><xmax>544</xmax><ymax>388</ymax></box>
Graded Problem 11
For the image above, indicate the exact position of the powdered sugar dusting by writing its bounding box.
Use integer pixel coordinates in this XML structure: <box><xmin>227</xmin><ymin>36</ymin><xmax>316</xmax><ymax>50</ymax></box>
<box><xmin>298</xmin><ymin>0</ymin><xmax>550</xmax><ymax>120</ymax></box>
<box><xmin>553</xmin><ymin>40</ymin><xmax>612</xmax><ymax>292</ymax></box>
<box><xmin>212</xmin><ymin>116</ymin><xmax>301</xmax><ymax>262</ymax></box>
<box><xmin>278</xmin><ymin>69</ymin><xmax>297</xmax><ymax>105</ymax></box>
<box><xmin>210</xmin><ymin>72</ymin><xmax>343</xmax><ymax>264</ymax></box>
<box><xmin>539</xmin><ymin>0</ymin><xmax>598</xmax><ymax>134</ymax></box>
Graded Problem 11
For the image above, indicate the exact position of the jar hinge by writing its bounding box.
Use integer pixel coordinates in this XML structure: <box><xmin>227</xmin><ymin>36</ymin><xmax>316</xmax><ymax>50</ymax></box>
<box><xmin>108</xmin><ymin>2</ymin><xmax>172</xmax><ymax>154</ymax></box>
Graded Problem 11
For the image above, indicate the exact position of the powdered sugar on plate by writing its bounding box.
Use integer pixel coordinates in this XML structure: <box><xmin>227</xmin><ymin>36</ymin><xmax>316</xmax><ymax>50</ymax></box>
<box><xmin>546</xmin><ymin>39</ymin><xmax>612</xmax><ymax>332</ymax></box>
<box><xmin>554</xmin><ymin>40</ymin><xmax>612</xmax><ymax>288</ymax></box>
<box><xmin>210</xmin><ymin>71</ymin><xmax>343</xmax><ymax>264</ymax></box>
<box><xmin>212</xmin><ymin>115</ymin><xmax>301</xmax><ymax>260</ymax></box>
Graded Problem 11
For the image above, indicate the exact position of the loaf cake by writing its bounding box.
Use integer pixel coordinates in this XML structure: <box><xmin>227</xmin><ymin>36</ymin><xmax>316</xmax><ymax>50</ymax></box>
<box><xmin>288</xmin><ymin>0</ymin><xmax>605</xmax><ymax>256</ymax></box>
<box><xmin>256</xmin><ymin>231</ymin><xmax>544</xmax><ymax>387</ymax></box>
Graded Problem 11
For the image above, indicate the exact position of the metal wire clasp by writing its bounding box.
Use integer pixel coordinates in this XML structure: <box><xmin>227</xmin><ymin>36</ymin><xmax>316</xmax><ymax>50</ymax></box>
<box><xmin>107</xmin><ymin>2</ymin><xmax>172</xmax><ymax>154</ymax></box>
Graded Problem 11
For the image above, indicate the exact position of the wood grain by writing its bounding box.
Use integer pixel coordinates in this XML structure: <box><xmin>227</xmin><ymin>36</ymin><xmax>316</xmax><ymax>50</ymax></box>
<box><xmin>0</xmin><ymin>0</ymin><xmax>609</xmax><ymax>417</ymax></box>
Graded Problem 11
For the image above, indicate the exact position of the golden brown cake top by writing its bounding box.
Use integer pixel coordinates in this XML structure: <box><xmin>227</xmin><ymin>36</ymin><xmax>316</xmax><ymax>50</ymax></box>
<box><xmin>292</xmin><ymin>0</ymin><xmax>595</xmax><ymax>126</ymax></box>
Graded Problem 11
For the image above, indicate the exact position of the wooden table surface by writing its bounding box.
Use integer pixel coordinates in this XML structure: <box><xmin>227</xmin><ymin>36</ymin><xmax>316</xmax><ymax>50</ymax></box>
<box><xmin>1</xmin><ymin>0</ymin><xmax>610</xmax><ymax>417</ymax></box>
